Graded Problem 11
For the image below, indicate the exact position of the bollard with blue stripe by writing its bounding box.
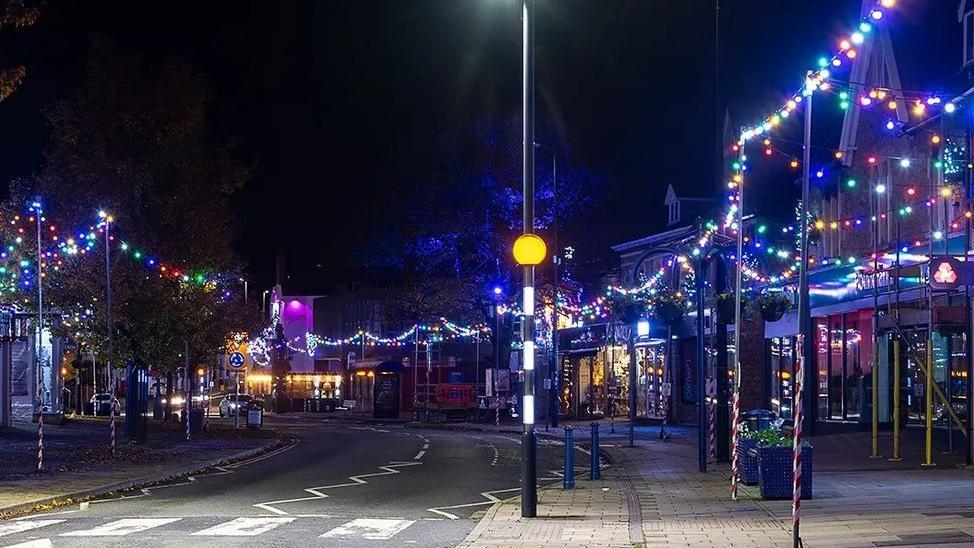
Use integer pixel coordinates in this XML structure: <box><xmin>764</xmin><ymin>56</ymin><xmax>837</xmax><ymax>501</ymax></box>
<box><xmin>590</xmin><ymin>422</ymin><xmax>600</xmax><ymax>480</ymax></box>
<box><xmin>563</xmin><ymin>426</ymin><xmax>575</xmax><ymax>489</ymax></box>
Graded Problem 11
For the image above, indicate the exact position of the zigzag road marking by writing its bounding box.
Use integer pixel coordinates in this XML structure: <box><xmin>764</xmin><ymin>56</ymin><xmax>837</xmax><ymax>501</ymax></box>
<box><xmin>87</xmin><ymin>441</ymin><xmax>299</xmax><ymax>506</ymax></box>
<box><xmin>253</xmin><ymin>461</ymin><xmax>422</xmax><ymax>515</ymax></box>
<box><xmin>426</xmin><ymin>488</ymin><xmax>521</xmax><ymax>520</ymax></box>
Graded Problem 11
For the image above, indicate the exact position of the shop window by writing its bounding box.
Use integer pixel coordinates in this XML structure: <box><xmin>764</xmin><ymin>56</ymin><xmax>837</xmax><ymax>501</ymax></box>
<box><xmin>816</xmin><ymin>318</ymin><xmax>829</xmax><ymax>420</ymax></box>
<box><xmin>844</xmin><ymin>313</ymin><xmax>863</xmax><ymax>419</ymax></box>
<box><xmin>829</xmin><ymin>315</ymin><xmax>844</xmax><ymax>420</ymax></box>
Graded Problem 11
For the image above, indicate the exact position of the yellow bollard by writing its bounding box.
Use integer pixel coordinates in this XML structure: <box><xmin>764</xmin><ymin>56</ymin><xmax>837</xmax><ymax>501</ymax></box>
<box><xmin>870</xmin><ymin>352</ymin><xmax>881</xmax><ymax>458</ymax></box>
<box><xmin>889</xmin><ymin>339</ymin><xmax>902</xmax><ymax>462</ymax></box>
<box><xmin>921</xmin><ymin>342</ymin><xmax>936</xmax><ymax>467</ymax></box>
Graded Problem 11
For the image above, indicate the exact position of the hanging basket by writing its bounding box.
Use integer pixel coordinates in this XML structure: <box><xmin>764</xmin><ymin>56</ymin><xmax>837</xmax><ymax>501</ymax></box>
<box><xmin>715</xmin><ymin>296</ymin><xmax>744</xmax><ymax>324</ymax></box>
<box><xmin>759</xmin><ymin>301</ymin><xmax>788</xmax><ymax>322</ymax></box>
<box><xmin>656</xmin><ymin>302</ymin><xmax>685</xmax><ymax>325</ymax></box>
<box><xmin>756</xmin><ymin>294</ymin><xmax>792</xmax><ymax>323</ymax></box>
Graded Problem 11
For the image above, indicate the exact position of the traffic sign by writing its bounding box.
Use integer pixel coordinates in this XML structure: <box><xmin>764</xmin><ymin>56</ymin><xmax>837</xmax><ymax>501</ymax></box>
<box><xmin>228</xmin><ymin>351</ymin><xmax>246</xmax><ymax>369</ymax></box>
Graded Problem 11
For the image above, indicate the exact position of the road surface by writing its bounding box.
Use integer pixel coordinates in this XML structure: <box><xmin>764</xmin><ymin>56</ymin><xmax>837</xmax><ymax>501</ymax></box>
<box><xmin>0</xmin><ymin>416</ymin><xmax>587</xmax><ymax>547</ymax></box>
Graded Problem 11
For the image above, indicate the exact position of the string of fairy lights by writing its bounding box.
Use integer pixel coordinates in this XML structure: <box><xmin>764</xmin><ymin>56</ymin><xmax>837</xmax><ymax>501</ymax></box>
<box><xmin>13</xmin><ymin>0</ymin><xmax>969</xmax><ymax>353</ymax></box>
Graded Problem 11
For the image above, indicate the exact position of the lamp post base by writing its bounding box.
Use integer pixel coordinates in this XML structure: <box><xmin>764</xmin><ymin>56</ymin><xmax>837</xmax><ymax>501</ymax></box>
<box><xmin>521</xmin><ymin>428</ymin><xmax>537</xmax><ymax>517</ymax></box>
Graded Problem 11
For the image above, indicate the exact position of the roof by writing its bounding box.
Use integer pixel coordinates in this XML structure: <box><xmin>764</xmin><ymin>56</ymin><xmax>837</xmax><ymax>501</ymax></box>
<box><xmin>611</xmin><ymin>225</ymin><xmax>697</xmax><ymax>253</ymax></box>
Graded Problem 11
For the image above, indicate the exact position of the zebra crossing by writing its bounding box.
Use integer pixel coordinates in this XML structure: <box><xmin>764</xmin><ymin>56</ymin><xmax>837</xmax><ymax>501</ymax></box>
<box><xmin>0</xmin><ymin>516</ymin><xmax>420</xmax><ymax>544</ymax></box>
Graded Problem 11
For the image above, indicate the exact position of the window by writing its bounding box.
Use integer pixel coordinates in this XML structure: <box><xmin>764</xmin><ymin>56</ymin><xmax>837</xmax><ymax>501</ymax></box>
<box><xmin>668</xmin><ymin>200</ymin><xmax>680</xmax><ymax>225</ymax></box>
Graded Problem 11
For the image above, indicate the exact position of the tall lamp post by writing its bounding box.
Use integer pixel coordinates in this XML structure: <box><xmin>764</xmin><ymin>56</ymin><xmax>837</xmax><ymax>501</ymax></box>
<box><xmin>98</xmin><ymin>210</ymin><xmax>115</xmax><ymax>455</ymax></box>
<box><xmin>514</xmin><ymin>234</ymin><xmax>545</xmax><ymax>518</ymax></box>
<box><xmin>514</xmin><ymin>0</ymin><xmax>539</xmax><ymax>519</ymax></box>
<box><xmin>30</xmin><ymin>200</ymin><xmax>43</xmax><ymax>471</ymax></box>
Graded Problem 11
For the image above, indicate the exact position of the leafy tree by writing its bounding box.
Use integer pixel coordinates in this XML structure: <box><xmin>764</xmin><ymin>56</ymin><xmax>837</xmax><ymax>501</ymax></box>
<box><xmin>364</xmin><ymin>115</ymin><xmax>601</xmax><ymax>325</ymax></box>
<box><xmin>10</xmin><ymin>36</ymin><xmax>259</xmax><ymax>379</ymax></box>
<box><xmin>0</xmin><ymin>0</ymin><xmax>39</xmax><ymax>102</ymax></box>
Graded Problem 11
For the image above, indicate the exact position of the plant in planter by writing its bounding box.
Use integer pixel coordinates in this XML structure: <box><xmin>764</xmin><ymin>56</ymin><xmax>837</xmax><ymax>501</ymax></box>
<box><xmin>755</xmin><ymin>428</ymin><xmax>813</xmax><ymax>500</ymax></box>
<box><xmin>652</xmin><ymin>290</ymin><xmax>689</xmax><ymax>325</ymax></box>
<box><xmin>736</xmin><ymin>424</ymin><xmax>760</xmax><ymax>486</ymax></box>
<box><xmin>714</xmin><ymin>292</ymin><xmax>745</xmax><ymax>324</ymax></box>
<box><xmin>754</xmin><ymin>291</ymin><xmax>792</xmax><ymax>322</ymax></box>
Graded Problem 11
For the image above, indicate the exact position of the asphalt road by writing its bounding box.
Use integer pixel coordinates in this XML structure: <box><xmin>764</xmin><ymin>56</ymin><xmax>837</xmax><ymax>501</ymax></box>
<box><xmin>0</xmin><ymin>416</ymin><xmax>588</xmax><ymax>547</ymax></box>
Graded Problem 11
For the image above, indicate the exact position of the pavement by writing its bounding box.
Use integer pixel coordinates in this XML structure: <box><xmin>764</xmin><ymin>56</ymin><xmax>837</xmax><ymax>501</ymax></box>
<box><xmin>449</xmin><ymin>420</ymin><xmax>974</xmax><ymax>547</ymax></box>
<box><xmin>0</xmin><ymin>416</ymin><xmax>286</xmax><ymax>518</ymax></box>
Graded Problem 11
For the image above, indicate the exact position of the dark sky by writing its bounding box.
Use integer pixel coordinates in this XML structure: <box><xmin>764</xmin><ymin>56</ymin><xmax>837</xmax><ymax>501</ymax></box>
<box><xmin>0</xmin><ymin>0</ymin><xmax>960</xmax><ymax>294</ymax></box>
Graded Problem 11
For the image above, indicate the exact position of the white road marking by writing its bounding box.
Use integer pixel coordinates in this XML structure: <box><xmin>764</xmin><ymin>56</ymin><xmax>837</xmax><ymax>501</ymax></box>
<box><xmin>254</xmin><ymin>461</ymin><xmax>422</xmax><ymax>515</ymax></box>
<box><xmin>5</xmin><ymin>539</ymin><xmax>53</xmax><ymax>548</ymax></box>
<box><xmin>413</xmin><ymin>450</ymin><xmax>426</xmax><ymax>460</ymax></box>
<box><xmin>192</xmin><ymin>517</ymin><xmax>295</xmax><ymax>536</ymax></box>
<box><xmin>426</xmin><ymin>488</ymin><xmax>521</xmax><ymax>520</ymax></box>
<box><xmin>0</xmin><ymin>520</ymin><xmax>64</xmax><ymax>538</ymax></box>
<box><xmin>320</xmin><ymin>518</ymin><xmax>415</xmax><ymax>540</ymax></box>
<box><xmin>61</xmin><ymin>518</ymin><xmax>182</xmax><ymax>536</ymax></box>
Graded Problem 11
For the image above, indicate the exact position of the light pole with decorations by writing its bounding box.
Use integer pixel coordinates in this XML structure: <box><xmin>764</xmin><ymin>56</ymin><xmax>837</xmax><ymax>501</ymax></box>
<box><xmin>513</xmin><ymin>233</ymin><xmax>545</xmax><ymax>518</ymax></box>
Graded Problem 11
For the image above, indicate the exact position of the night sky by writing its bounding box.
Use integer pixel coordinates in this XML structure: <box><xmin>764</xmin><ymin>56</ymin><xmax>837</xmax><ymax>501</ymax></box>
<box><xmin>0</xmin><ymin>0</ymin><xmax>959</xmax><ymax>293</ymax></box>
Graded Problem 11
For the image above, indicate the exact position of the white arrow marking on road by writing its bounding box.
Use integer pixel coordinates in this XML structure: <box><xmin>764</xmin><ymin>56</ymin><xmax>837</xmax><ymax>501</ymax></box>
<box><xmin>413</xmin><ymin>450</ymin><xmax>426</xmax><ymax>460</ymax></box>
<box><xmin>320</xmin><ymin>518</ymin><xmax>415</xmax><ymax>540</ymax></box>
<box><xmin>61</xmin><ymin>518</ymin><xmax>181</xmax><ymax>536</ymax></box>
<box><xmin>192</xmin><ymin>517</ymin><xmax>295</xmax><ymax>536</ymax></box>
<box><xmin>5</xmin><ymin>539</ymin><xmax>53</xmax><ymax>548</ymax></box>
<box><xmin>0</xmin><ymin>520</ymin><xmax>64</xmax><ymax>537</ymax></box>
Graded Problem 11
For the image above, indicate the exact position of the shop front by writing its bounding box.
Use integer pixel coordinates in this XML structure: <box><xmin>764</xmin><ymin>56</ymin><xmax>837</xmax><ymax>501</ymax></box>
<box><xmin>764</xmin><ymin>257</ymin><xmax>970</xmax><ymax>432</ymax></box>
<box><xmin>556</xmin><ymin>322</ymin><xmax>693</xmax><ymax>422</ymax></box>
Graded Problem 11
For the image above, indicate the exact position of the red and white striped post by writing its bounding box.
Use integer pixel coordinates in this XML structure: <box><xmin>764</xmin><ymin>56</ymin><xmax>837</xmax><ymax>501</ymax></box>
<box><xmin>730</xmin><ymin>391</ymin><xmax>741</xmax><ymax>499</ymax></box>
<box><xmin>109</xmin><ymin>400</ymin><xmax>116</xmax><ymax>455</ymax></box>
<box><xmin>792</xmin><ymin>343</ymin><xmax>805</xmax><ymax>545</ymax></box>
<box><xmin>185</xmin><ymin>398</ymin><xmax>191</xmax><ymax>441</ymax></box>
<box><xmin>36</xmin><ymin>410</ymin><xmax>44</xmax><ymax>471</ymax></box>
<box><xmin>729</xmin><ymin>134</ymin><xmax>745</xmax><ymax>501</ymax></box>
<box><xmin>707</xmin><ymin>377</ymin><xmax>716</xmax><ymax>458</ymax></box>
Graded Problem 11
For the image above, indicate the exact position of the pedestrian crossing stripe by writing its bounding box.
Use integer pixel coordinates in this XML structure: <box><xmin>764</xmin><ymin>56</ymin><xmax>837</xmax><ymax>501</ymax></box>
<box><xmin>192</xmin><ymin>517</ymin><xmax>295</xmax><ymax>536</ymax></box>
<box><xmin>60</xmin><ymin>518</ymin><xmax>182</xmax><ymax>536</ymax></box>
<box><xmin>0</xmin><ymin>520</ymin><xmax>64</xmax><ymax>538</ymax></box>
<box><xmin>6</xmin><ymin>539</ymin><xmax>53</xmax><ymax>548</ymax></box>
<box><xmin>320</xmin><ymin>518</ymin><xmax>416</xmax><ymax>540</ymax></box>
<box><xmin>8</xmin><ymin>517</ymin><xmax>419</xmax><ymax>540</ymax></box>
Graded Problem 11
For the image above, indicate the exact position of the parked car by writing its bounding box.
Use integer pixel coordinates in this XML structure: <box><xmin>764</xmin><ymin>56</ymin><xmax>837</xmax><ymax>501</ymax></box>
<box><xmin>219</xmin><ymin>394</ymin><xmax>253</xmax><ymax>417</ymax></box>
<box><xmin>90</xmin><ymin>393</ymin><xmax>120</xmax><ymax>416</ymax></box>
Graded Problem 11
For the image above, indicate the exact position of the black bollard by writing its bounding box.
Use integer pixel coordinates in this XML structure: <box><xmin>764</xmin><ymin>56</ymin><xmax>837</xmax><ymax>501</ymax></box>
<box><xmin>590</xmin><ymin>422</ymin><xmax>600</xmax><ymax>480</ymax></box>
<box><xmin>564</xmin><ymin>426</ymin><xmax>575</xmax><ymax>489</ymax></box>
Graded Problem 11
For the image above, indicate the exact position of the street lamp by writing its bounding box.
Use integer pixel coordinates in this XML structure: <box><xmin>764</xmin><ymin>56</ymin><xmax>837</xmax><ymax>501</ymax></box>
<box><xmin>239</xmin><ymin>278</ymin><xmax>248</xmax><ymax>305</ymax></box>
<box><xmin>98</xmin><ymin>209</ymin><xmax>115</xmax><ymax>454</ymax></box>
<box><xmin>514</xmin><ymin>231</ymin><xmax>545</xmax><ymax>518</ymax></box>
<box><xmin>516</xmin><ymin>0</ymin><xmax>537</xmax><ymax>518</ymax></box>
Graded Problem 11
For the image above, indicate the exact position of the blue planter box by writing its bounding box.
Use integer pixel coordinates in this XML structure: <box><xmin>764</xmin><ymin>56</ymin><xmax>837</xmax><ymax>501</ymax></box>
<box><xmin>758</xmin><ymin>445</ymin><xmax>813</xmax><ymax>500</ymax></box>
<box><xmin>738</xmin><ymin>438</ymin><xmax>759</xmax><ymax>485</ymax></box>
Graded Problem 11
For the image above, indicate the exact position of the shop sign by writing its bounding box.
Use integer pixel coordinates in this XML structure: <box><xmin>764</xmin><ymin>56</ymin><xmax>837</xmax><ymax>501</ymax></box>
<box><xmin>558</xmin><ymin>325</ymin><xmax>606</xmax><ymax>351</ymax></box>
<box><xmin>855</xmin><ymin>269</ymin><xmax>891</xmax><ymax>293</ymax></box>
<box><xmin>929</xmin><ymin>256</ymin><xmax>974</xmax><ymax>290</ymax></box>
